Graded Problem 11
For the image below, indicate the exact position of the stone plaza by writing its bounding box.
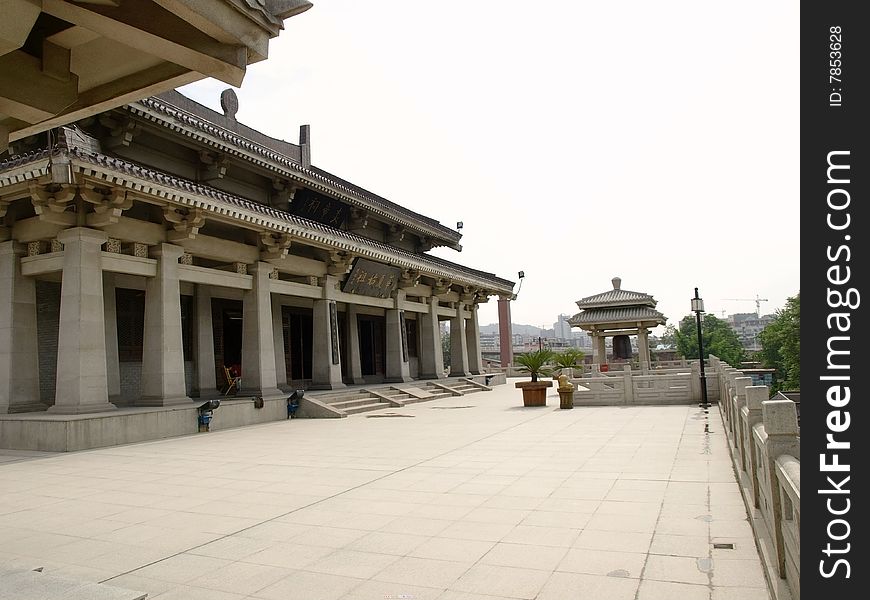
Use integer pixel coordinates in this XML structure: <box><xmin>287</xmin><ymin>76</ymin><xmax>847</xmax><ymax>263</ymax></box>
<box><xmin>0</xmin><ymin>379</ymin><xmax>773</xmax><ymax>600</ymax></box>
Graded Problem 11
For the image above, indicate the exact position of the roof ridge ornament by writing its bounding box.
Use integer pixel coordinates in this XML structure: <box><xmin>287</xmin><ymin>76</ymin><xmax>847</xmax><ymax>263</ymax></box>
<box><xmin>220</xmin><ymin>89</ymin><xmax>239</xmax><ymax>122</ymax></box>
<box><xmin>612</xmin><ymin>276</ymin><xmax>621</xmax><ymax>290</ymax></box>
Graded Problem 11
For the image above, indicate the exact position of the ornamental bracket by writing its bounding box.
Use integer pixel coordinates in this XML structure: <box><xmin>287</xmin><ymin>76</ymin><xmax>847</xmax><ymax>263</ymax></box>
<box><xmin>432</xmin><ymin>277</ymin><xmax>453</xmax><ymax>296</ymax></box>
<box><xmin>399</xmin><ymin>268</ymin><xmax>420</xmax><ymax>289</ymax></box>
<box><xmin>164</xmin><ymin>206</ymin><xmax>205</xmax><ymax>241</ymax></box>
<box><xmin>261</xmin><ymin>231</ymin><xmax>293</xmax><ymax>260</ymax></box>
<box><xmin>30</xmin><ymin>184</ymin><xmax>76</xmax><ymax>226</ymax></box>
<box><xmin>82</xmin><ymin>185</ymin><xmax>132</xmax><ymax>227</ymax></box>
<box><xmin>327</xmin><ymin>249</ymin><xmax>354</xmax><ymax>276</ymax></box>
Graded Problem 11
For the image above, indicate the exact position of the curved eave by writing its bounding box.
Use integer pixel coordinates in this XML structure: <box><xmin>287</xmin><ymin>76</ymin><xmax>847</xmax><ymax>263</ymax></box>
<box><xmin>127</xmin><ymin>98</ymin><xmax>463</xmax><ymax>251</ymax></box>
<box><xmin>0</xmin><ymin>150</ymin><xmax>511</xmax><ymax>295</ymax></box>
<box><xmin>567</xmin><ymin>319</ymin><xmax>666</xmax><ymax>332</ymax></box>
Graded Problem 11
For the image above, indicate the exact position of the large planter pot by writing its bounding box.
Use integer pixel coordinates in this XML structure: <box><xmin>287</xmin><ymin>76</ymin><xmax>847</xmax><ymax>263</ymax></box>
<box><xmin>515</xmin><ymin>380</ymin><xmax>553</xmax><ymax>407</ymax></box>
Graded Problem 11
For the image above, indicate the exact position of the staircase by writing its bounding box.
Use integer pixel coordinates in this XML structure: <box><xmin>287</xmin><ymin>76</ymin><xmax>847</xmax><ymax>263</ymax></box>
<box><xmin>309</xmin><ymin>378</ymin><xmax>493</xmax><ymax>416</ymax></box>
<box><xmin>311</xmin><ymin>389</ymin><xmax>388</xmax><ymax>415</ymax></box>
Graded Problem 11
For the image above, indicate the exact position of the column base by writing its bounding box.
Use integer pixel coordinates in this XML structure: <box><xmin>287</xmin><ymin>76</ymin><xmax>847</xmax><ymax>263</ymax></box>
<box><xmin>4</xmin><ymin>402</ymin><xmax>49</xmax><ymax>414</ymax></box>
<box><xmin>136</xmin><ymin>396</ymin><xmax>195</xmax><ymax>407</ymax></box>
<box><xmin>47</xmin><ymin>402</ymin><xmax>118</xmax><ymax>415</ymax></box>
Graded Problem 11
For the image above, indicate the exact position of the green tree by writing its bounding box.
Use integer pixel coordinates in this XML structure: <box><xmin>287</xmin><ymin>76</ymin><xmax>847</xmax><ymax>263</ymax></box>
<box><xmin>660</xmin><ymin>324</ymin><xmax>677</xmax><ymax>348</ymax></box>
<box><xmin>675</xmin><ymin>313</ymin><xmax>745</xmax><ymax>367</ymax></box>
<box><xmin>758</xmin><ymin>293</ymin><xmax>800</xmax><ymax>392</ymax></box>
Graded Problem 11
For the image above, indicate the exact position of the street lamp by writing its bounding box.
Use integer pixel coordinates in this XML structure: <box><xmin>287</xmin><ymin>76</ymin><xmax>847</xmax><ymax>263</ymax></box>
<box><xmin>692</xmin><ymin>287</ymin><xmax>710</xmax><ymax>408</ymax></box>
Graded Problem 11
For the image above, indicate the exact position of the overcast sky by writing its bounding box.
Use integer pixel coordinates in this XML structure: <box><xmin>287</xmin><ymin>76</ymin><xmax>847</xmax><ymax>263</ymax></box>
<box><xmin>179</xmin><ymin>0</ymin><xmax>799</xmax><ymax>332</ymax></box>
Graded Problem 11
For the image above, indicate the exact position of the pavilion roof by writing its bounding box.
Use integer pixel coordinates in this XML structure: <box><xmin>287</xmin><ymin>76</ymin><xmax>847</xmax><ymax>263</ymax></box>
<box><xmin>574</xmin><ymin>277</ymin><xmax>657</xmax><ymax>310</ymax></box>
<box><xmin>568</xmin><ymin>306</ymin><xmax>667</xmax><ymax>327</ymax></box>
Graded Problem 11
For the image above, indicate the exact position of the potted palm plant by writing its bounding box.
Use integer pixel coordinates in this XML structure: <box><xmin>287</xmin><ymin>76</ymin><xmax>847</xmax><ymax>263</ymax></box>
<box><xmin>514</xmin><ymin>349</ymin><xmax>555</xmax><ymax>406</ymax></box>
<box><xmin>553</xmin><ymin>348</ymin><xmax>585</xmax><ymax>379</ymax></box>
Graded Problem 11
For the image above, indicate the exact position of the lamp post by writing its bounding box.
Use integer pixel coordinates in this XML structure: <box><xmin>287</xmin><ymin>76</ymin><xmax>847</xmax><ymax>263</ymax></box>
<box><xmin>691</xmin><ymin>287</ymin><xmax>710</xmax><ymax>408</ymax></box>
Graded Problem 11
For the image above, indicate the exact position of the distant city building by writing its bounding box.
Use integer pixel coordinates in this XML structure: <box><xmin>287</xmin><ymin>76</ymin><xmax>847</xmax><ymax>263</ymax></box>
<box><xmin>727</xmin><ymin>313</ymin><xmax>775</xmax><ymax>351</ymax></box>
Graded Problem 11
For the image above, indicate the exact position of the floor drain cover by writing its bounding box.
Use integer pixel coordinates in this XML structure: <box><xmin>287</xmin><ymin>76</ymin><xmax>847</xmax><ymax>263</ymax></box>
<box><xmin>713</xmin><ymin>543</ymin><xmax>735</xmax><ymax>549</ymax></box>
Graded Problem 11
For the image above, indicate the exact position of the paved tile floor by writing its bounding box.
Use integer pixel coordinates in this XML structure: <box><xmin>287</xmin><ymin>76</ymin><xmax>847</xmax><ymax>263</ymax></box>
<box><xmin>0</xmin><ymin>380</ymin><xmax>771</xmax><ymax>599</ymax></box>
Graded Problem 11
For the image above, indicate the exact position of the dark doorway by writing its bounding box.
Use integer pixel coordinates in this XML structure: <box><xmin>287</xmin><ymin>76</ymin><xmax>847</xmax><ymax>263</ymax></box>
<box><xmin>282</xmin><ymin>307</ymin><xmax>313</xmax><ymax>383</ymax></box>
<box><xmin>212</xmin><ymin>298</ymin><xmax>243</xmax><ymax>388</ymax></box>
<box><xmin>358</xmin><ymin>315</ymin><xmax>385</xmax><ymax>378</ymax></box>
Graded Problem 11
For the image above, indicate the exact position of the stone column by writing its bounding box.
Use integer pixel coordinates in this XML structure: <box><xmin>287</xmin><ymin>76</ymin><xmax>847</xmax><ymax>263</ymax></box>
<box><xmin>195</xmin><ymin>285</ymin><xmax>217</xmax><ymax>397</ymax></box>
<box><xmin>311</xmin><ymin>298</ymin><xmax>345</xmax><ymax>389</ymax></box>
<box><xmin>103</xmin><ymin>273</ymin><xmax>122</xmax><ymax>405</ymax></box>
<box><xmin>0</xmin><ymin>241</ymin><xmax>44</xmax><ymax>413</ymax></box>
<box><xmin>240</xmin><ymin>262</ymin><xmax>283</xmax><ymax>397</ymax></box>
<box><xmin>140</xmin><ymin>243</ymin><xmax>190</xmax><ymax>406</ymax></box>
<box><xmin>418</xmin><ymin>296</ymin><xmax>444</xmax><ymax>379</ymax></box>
<box><xmin>594</xmin><ymin>334</ymin><xmax>607</xmax><ymax>366</ymax></box>
<box><xmin>385</xmin><ymin>307</ymin><xmax>412</xmax><ymax>383</ymax></box>
<box><xmin>49</xmin><ymin>227</ymin><xmax>116</xmax><ymax>414</ymax></box>
<box><xmin>346</xmin><ymin>304</ymin><xmax>364</xmax><ymax>384</ymax></box>
<box><xmin>466</xmin><ymin>303</ymin><xmax>483</xmax><ymax>375</ymax></box>
<box><xmin>450</xmin><ymin>302</ymin><xmax>470</xmax><ymax>377</ymax></box>
<box><xmin>272</xmin><ymin>300</ymin><xmax>287</xmax><ymax>389</ymax></box>
<box><xmin>497</xmin><ymin>295</ymin><xmax>513</xmax><ymax>367</ymax></box>
<box><xmin>637</xmin><ymin>327</ymin><xmax>650</xmax><ymax>367</ymax></box>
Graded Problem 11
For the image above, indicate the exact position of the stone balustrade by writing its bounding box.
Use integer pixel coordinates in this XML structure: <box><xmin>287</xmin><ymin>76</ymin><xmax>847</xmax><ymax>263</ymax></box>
<box><xmin>709</xmin><ymin>354</ymin><xmax>800</xmax><ymax>600</ymax></box>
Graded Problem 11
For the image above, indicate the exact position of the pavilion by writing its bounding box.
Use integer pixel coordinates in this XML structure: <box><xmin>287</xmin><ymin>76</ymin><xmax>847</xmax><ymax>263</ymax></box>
<box><xmin>568</xmin><ymin>277</ymin><xmax>666</xmax><ymax>369</ymax></box>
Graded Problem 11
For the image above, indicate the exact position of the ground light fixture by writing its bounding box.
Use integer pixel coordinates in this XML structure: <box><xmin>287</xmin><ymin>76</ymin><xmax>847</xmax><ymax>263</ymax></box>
<box><xmin>692</xmin><ymin>288</ymin><xmax>710</xmax><ymax>409</ymax></box>
<box><xmin>197</xmin><ymin>399</ymin><xmax>221</xmax><ymax>432</ymax></box>
<box><xmin>287</xmin><ymin>390</ymin><xmax>304</xmax><ymax>418</ymax></box>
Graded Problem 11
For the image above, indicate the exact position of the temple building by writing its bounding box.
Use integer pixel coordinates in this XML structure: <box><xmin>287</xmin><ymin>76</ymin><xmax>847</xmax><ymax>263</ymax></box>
<box><xmin>567</xmin><ymin>277</ymin><xmax>666</xmax><ymax>369</ymax></box>
<box><xmin>0</xmin><ymin>89</ymin><xmax>515</xmax><ymax>420</ymax></box>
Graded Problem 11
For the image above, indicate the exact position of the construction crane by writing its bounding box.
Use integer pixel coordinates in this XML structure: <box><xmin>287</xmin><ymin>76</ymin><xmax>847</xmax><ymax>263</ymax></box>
<box><xmin>723</xmin><ymin>295</ymin><xmax>769</xmax><ymax>317</ymax></box>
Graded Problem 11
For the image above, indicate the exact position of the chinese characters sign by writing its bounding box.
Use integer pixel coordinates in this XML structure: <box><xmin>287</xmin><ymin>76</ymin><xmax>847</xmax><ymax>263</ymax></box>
<box><xmin>342</xmin><ymin>258</ymin><xmax>400</xmax><ymax>299</ymax></box>
<box><xmin>291</xmin><ymin>189</ymin><xmax>348</xmax><ymax>228</ymax></box>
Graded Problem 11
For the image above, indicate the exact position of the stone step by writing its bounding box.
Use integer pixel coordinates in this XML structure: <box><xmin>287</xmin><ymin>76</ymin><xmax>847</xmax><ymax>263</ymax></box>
<box><xmin>329</xmin><ymin>397</ymin><xmax>383</xmax><ymax>410</ymax></box>
<box><xmin>405</xmin><ymin>392</ymin><xmax>453</xmax><ymax>403</ymax></box>
<box><xmin>316</xmin><ymin>391</ymin><xmax>374</xmax><ymax>403</ymax></box>
<box><xmin>343</xmin><ymin>401</ymin><xmax>391</xmax><ymax>415</ymax></box>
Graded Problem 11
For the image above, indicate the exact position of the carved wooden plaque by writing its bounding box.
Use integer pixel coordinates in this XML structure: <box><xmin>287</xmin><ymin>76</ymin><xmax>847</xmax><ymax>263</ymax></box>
<box><xmin>342</xmin><ymin>258</ymin><xmax>400</xmax><ymax>299</ymax></box>
<box><xmin>291</xmin><ymin>189</ymin><xmax>348</xmax><ymax>228</ymax></box>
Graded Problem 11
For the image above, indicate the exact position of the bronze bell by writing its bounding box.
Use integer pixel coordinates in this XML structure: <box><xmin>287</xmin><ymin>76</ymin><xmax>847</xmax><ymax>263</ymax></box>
<box><xmin>613</xmin><ymin>335</ymin><xmax>632</xmax><ymax>359</ymax></box>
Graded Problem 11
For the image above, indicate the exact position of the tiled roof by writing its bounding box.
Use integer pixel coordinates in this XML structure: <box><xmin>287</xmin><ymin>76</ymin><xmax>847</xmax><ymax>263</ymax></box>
<box><xmin>575</xmin><ymin>288</ymin><xmax>657</xmax><ymax>309</ymax></box>
<box><xmin>0</xmin><ymin>144</ymin><xmax>513</xmax><ymax>294</ymax></box>
<box><xmin>129</xmin><ymin>93</ymin><xmax>462</xmax><ymax>248</ymax></box>
<box><xmin>568</xmin><ymin>306</ymin><xmax>667</xmax><ymax>326</ymax></box>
